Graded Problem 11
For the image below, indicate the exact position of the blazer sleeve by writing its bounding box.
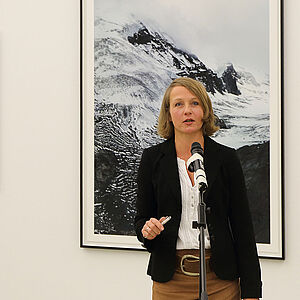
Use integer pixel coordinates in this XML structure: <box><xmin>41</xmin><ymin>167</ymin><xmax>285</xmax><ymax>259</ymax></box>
<box><xmin>134</xmin><ymin>148</ymin><xmax>158</xmax><ymax>252</ymax></box>
<box><xmin>226</xmin><ymin>149</ymin><xmax>262</xmax><ymax>299</ymax></box>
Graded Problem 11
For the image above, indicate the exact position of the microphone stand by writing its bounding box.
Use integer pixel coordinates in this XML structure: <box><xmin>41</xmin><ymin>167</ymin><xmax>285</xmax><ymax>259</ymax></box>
<box><xmin>192</xmin><ymin>183</ymin><xmax>208</xmax><ymax>300</ymax></box>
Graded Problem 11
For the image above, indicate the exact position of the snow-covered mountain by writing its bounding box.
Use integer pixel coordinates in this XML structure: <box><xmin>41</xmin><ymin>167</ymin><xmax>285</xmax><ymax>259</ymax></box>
<box><xmin>94</xmin><ymin>17</ymin><xmax>269</xmax><ymax>151</ymax></box>
<box><xmin>93</xmin><ymin>16</ymin><xmax>270</xmax><ymax>239</ymax></box>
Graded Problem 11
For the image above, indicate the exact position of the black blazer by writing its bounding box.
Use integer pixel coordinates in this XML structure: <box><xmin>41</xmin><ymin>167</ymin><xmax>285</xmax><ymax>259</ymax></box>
<box><xmin>134</xmin><ymin>136</ymin><xmax>262</xmax><ymax>299</ymax></box>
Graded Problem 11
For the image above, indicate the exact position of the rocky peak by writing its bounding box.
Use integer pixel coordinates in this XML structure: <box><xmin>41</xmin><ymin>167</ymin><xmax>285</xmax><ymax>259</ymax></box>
<box><xmin>127</xmin><ymin>27</ymin><xmax>155</xmax><ymax>45</ymax></box>
<box><xmin>221</xmin><ymin>64</ymin><xmax>241</xmax><ymax>95</ymax></box>
<box><xmin>127</xmin><ymin>25</ymin><xmax>238</xmax><ymax>96</ymax></box>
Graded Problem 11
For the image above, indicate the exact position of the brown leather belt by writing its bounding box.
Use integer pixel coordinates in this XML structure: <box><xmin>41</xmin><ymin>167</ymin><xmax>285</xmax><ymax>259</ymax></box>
<box><xmin>175</xmin><ymin>249</ymin><xmax>212</xmax><ymax>276</ymax></box>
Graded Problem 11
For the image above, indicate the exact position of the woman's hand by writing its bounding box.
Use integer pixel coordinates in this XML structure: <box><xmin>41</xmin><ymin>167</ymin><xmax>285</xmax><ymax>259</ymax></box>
<box><xmin>142</xmin><ymin>217</ymin><xmax>166</xmax><ymax>240</ymax></box>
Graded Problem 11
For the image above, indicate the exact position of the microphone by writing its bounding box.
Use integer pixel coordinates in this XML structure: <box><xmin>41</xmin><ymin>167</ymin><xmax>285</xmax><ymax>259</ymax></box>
<box><xmin>187</xmin><ymin>142</ymin><xmax>208</xmax><ymax>192</ymax></box>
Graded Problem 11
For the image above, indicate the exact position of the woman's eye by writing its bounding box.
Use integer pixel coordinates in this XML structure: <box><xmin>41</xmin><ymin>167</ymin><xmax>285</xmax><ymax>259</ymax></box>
<box><xmin>193</xmin><ymin>101</ymin><xmax>199</xmax><ymax>105</ymax></box>
<box><xmin>174</xmin><ymin>102</ymin><xmax>182</xmax><ymax>107</ymax></box>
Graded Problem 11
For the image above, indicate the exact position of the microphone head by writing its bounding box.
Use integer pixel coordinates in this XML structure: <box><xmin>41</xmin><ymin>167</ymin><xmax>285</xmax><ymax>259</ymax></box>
<box><xmin>191</xmin><ymin>142</ymin><xmax>204</xmax><ymax>156</ymax></box>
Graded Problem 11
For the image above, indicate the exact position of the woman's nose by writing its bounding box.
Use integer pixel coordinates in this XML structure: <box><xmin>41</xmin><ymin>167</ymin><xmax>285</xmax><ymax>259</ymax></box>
<box><xmin>184</xmin><ymin>105</ymin><xmax>192</xmax><ymax>114</ymax></box>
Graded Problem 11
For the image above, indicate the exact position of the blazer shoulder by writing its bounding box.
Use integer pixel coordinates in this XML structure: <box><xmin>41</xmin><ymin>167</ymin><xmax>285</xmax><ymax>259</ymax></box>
<box><xmin>142</xmin><ymin>138</ymin><xmax>172</xmax><ymax>157</ymax></box>
<box><xmin>206</xmin><ymin>136</ymin><xmax>239</xmax><ymax>165</ymax></box>
<box><xmin>206</xmin><ymin>136</ymin><xmax>235</xmax><ymax>154</ymax></box>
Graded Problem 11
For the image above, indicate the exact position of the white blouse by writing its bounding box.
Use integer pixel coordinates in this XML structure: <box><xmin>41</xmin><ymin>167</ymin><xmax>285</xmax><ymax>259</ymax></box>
<box><xmin>176</xmin><ymin>157</ymin><xmax>211</xmax><ymax>250</ymax></box>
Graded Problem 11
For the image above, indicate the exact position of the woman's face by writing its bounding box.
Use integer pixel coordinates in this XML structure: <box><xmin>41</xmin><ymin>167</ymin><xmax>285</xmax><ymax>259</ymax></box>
<box><xmin>169</xmin><ymin>86</ymin><xmax>204</xmax><ymax>137</ymax></box>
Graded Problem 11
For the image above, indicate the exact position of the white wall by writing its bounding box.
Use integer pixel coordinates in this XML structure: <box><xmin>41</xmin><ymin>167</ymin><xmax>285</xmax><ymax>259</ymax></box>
<box><xmin>0</xmin><ymin>1</ymin><xmax>299</xmax><ymax>299</ymax></box>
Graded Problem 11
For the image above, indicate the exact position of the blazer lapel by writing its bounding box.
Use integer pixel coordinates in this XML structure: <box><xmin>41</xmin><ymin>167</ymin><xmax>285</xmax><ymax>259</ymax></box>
<box><xmin>159</xmin><ymin>139</ymin><xmax>182</xmax><ymax>206</ymax></box>
<box><xmin>156</xmin><ymin>137</ymin><xmax>221</xmax><ymax>205</ymax></box>
<box><xmin>203</xmin><ymin>136</ymin><xmax>222</xmax><ymax>202</ymax></box>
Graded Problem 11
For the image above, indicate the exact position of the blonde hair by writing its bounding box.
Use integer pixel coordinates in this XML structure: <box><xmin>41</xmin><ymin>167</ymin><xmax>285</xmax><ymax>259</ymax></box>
<box><xmin>157</xmin><ymin>77</ymin><xmax>219</xmax><ymax>139</ymax></box>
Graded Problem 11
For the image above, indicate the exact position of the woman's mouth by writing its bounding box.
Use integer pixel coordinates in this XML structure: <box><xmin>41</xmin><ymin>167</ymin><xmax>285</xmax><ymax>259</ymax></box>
<box><xmin>184</xmin><ymin>119</ymin><xmax>194</xmax><ymax>123</ymax></box>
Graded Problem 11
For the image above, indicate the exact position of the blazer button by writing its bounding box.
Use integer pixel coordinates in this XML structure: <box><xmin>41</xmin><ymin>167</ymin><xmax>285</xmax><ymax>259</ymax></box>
<box><xmin>210</xmin><ymin>234</ymin><xmax>216</xmax><ymax>242</ymax></box>
<box><xmin>206</xmin><ymin>207</ymin><xmax>211</xmax><ymax>214</ymax></box>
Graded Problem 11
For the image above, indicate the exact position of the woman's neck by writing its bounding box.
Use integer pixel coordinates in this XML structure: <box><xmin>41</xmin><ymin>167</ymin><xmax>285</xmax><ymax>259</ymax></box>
<box><xmin>174</xmin><ymin>133</ymin><xmax>204</xmax><ymax>160</ymax></box>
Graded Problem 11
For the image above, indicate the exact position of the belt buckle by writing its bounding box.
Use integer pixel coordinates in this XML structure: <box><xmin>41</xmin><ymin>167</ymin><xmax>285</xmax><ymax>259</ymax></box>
<box><xmin>180</xmin><ymin>254</ymin><xmax>200</xmax><ymax>276</ymax></box>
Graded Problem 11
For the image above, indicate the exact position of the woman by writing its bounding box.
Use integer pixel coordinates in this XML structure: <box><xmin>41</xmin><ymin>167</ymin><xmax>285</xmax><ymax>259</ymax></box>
<box><xmin>134</xmin><ymin>77</ymin><xmax>262</xmax><ymax>299</ymax></box>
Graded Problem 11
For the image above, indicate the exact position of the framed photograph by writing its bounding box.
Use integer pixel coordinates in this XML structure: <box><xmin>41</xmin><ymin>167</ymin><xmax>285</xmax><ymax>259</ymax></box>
<box><xmin>80</xmin><ymin>0</ymin><xmax>284</xmax><ymax>258</ymax></box>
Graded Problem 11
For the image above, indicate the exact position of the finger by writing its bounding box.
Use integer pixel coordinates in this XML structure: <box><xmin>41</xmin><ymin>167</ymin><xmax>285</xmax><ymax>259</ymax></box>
<box><xmin>142</xmin><ymin>226</ymin><xmax>155</xmax><ymax>240</ymax></box>
<box><xmin>142</xmin><ymin>223</ymin><xmax>156</xmax><ymax>236</ymax></box>
<box><xmin>146</xmin><ymin>220</ymin><xmax>162</xmax><ymax>235</ymax></box>
<box><xmin>142</xmin><ymin>227</ymin><xmax>147</xmax><ymax>238</ymax></box>
<box><xmin>145</xmin><ymin>232</ymin><xmax>155</xmax><ymax>240</ymax></box>
<box><xmin>146</xmin><ymin>228</ymin><xmax>157</xmax><ymax>238</ymax></box>
<box><xmin>149</xmin><ymin>218</ymin><xmax>164</xmax><ymax>232</ymax></box>
<box><xmin>145</xmin><ymin>222</ymin><xmax>160</xmax><ymax>236</ymax></box>
<box><xmin>159</xmin><ymin>216</ymin><xmax>167</xmax><ymax>223</ymax></box>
